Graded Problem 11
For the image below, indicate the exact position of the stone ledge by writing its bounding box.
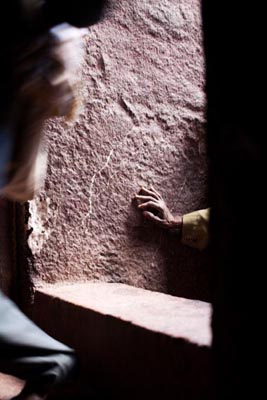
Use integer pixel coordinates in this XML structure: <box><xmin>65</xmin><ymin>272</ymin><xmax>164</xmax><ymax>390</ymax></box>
<box><xmin>32</xmin><ymin>282</ymin><xmax>212</xmax><ymax>398</ymax></box>
<box><xmin>35</xmin><ymin>282</ymin><xmax>212</xmax><ymax>346</ymax></box>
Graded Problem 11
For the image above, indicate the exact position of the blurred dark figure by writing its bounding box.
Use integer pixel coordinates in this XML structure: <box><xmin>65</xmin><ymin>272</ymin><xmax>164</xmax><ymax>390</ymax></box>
<box><xmin>0</xmin><ymin>1</ymin><xmax>107</xmax><ymax>399</ymax></box>
<box><xmin>0</xmin><ymin>0</ymin><xmax>107</xmax><ymax>200</ymax></box>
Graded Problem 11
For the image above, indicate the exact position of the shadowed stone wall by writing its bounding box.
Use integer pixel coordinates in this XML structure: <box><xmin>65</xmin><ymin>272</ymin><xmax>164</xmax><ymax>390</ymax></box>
<box><xmin>25</xmin><ymin>0</ymin><xmax>210</xmax><ymax>301</ymax></box>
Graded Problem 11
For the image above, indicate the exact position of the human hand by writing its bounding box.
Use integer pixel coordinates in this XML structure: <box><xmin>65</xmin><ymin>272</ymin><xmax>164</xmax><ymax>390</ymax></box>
<box><xmin>135</xmin><ymin>186</ymin><xmax>182</xmax><ymax>232</ymax></box>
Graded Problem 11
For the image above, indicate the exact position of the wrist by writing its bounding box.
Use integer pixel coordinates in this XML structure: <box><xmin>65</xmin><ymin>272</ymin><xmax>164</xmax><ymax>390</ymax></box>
<box><xmin>168</xmin><ymin>215</ymin><xmax>183</xmax><ymax>239</ymax></box>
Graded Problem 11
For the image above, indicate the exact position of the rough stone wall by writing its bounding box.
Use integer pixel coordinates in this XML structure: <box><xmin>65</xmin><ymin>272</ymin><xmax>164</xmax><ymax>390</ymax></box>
<box><xmin>27</xmin><ymin>0</ymin><xmax>210</xmax><ymax>301</ymax></box>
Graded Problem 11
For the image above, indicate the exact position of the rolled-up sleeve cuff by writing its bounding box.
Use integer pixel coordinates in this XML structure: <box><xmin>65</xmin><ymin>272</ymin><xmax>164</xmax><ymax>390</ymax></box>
<box><xmin>181</xmin><ymin>208</ymin><xmax>210</xmax><ymax>250</ymax></box>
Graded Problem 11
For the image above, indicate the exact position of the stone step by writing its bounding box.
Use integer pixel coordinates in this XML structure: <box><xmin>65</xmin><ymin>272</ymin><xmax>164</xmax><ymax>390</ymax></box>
<box><xmin>32</xmin><ymin>282</ymin><xmax>212</xmax><ymax>399</ymax></box>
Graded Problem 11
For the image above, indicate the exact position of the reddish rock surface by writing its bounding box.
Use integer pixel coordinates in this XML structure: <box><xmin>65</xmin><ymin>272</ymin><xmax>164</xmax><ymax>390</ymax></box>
<box><xmin>26</xmin><ymin>0</ymin><xmax>210</xmax><ymax>300</ymax></box>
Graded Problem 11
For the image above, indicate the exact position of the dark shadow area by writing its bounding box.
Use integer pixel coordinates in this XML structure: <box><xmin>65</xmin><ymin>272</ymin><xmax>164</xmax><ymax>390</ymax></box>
<box><xmin>202</xmin><ymin>0</ymin><xmax>266</xmax><ymax>398</ymax></box>
<box><xmin>0</xmin><ymin>200</ymin><xmax>18</xmax><ymax>299</ymax></box>
<box><xmin>162</xmin><ymin>233</ymin><xmax>212</xmax><ymax>303</ymax></box>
